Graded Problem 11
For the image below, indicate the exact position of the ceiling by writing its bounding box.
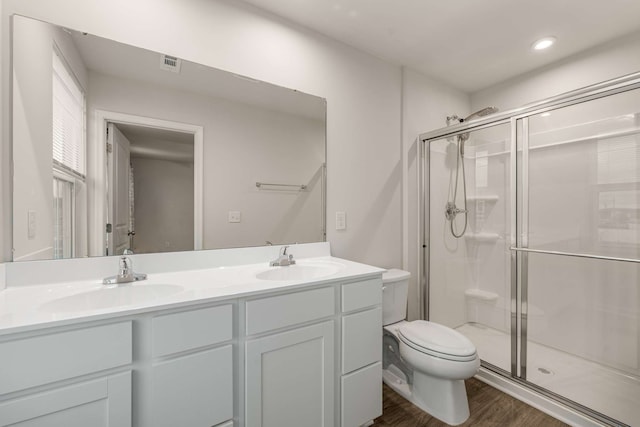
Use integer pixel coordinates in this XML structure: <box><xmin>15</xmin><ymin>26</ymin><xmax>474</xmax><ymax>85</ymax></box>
<box><xmin>240</xmin><ymin>0</ymin><xmax>640</xmax><ymax>93</ymax></box>
<box><xmin>116</xmin><ymin>123</ymin><xmax>195</xmax><ymax>163</ymax></box>
<box><xmin>70</xmin><ymin>30</ymin><xmax>326</xmax><ymax>121</ymax></box>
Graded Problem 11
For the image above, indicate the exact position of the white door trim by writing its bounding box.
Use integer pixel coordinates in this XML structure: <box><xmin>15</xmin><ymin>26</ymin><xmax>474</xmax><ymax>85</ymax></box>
<box><xmin>91</xmin><ymin>110</ymin><xmax>204</xmax><ymax>256</ymax></box>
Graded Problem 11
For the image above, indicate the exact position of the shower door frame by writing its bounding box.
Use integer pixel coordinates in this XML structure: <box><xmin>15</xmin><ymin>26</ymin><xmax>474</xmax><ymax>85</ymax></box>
<box><xmin>418</xmin><ymin>70</ymin><xmax>640</xmax><ymax>426</ymax></box>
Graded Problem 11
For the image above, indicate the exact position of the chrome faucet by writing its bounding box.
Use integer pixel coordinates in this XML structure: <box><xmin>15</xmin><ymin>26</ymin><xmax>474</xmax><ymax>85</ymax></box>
<box><xmin>103</xmin><ymin>255</ymin><xmax>148</xmax><ymax>284</ymax></box>
<box><xmin>269</xmin><ymin>245</ymin><xmax>296</xmax><ymax>267</ymax></box>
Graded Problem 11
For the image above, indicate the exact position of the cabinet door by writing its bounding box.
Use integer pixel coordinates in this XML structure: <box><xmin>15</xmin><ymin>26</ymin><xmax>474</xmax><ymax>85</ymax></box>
<box><xmin>0</xmin><ymin>372</ymin><xmax>131</xmax><ymax>427</ymax></box>
<box><xmin>342</xmin><ymin>307</ymin><xmax>382</xmax><ymax>374</ymax></box>
<box><xmin>246</xmin><ymin>321</ymin><xmax>334</xmax><ymax>427</ymax></box>
<box><xmin>341</xmin><ymin>362</ymin><xmax>382</xmax><ymax>427</ymax></box>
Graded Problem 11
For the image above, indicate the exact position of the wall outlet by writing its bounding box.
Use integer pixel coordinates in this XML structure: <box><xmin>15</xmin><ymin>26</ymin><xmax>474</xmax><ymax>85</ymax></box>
<box><xmin>335</xmin><ymin>211</ymin><xmax>346</xmax><ymax>230</ymax></box>
<box><xmin>228</xmin><ymin>211</ymin><xmax>241</xmax><ymax>223</ymax></box>
<box><xmin>27</xmin><ymin>210</ymin><xmax>36</xmax><ymax>239</ymax></box>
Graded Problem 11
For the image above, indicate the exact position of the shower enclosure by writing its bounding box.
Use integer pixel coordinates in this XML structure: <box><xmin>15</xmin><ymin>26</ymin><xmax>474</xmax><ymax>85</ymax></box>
<box><xmin>420</xmin><ymin>72</ymin><xmax>640</xmax><ymax>426</ymax></box>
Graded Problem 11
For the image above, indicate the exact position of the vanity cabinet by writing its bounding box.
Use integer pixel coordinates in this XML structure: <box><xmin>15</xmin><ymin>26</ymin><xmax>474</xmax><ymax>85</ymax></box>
<box><xmin>0</xmin><ymin>262</ymin><xmax>384</xmax><ymax>427</ymax></box>
<box><xmin>243</xmin><ymin>279</ymin><xmax>383</xmax><ymax>427</ymax></box>
<box><xmin>0</xmin><ymin>322</ymin><xmax>133</xmax><ymax>427</ymax></box>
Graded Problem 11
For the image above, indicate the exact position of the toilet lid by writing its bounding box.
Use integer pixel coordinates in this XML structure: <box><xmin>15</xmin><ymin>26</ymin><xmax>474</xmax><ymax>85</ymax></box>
<box><xmin>398</xmin><ymin>320</ymin><xmax>477</xmax><ymax>359</ymax></box>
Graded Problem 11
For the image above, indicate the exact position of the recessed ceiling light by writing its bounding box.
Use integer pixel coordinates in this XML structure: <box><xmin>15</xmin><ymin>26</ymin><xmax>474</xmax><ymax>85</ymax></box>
<box><xmin>532</xmin><ymin>37</ymin><xmax>556</xmax><ymax>51</ymax></box>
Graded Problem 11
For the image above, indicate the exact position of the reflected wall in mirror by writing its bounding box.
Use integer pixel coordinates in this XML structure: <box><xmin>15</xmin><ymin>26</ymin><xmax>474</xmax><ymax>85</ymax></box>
<box><xmin>11</xmin><ymin>15</ymin><xmax>326</xmax><ymax>261</ymax></box>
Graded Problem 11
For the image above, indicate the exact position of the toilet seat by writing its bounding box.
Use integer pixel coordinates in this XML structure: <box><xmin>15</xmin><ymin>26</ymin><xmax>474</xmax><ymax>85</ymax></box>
<box><xmin>398</xmin><ymin>320</ymin><xmax>477</xmax><ymax>362</ymax></box>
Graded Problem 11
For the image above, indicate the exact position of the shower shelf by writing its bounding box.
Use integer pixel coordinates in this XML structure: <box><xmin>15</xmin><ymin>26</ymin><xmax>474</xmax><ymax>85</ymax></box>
<box><xmin>464</xmin><ymin>288</ymin><xmax>499</xmax><ymax>302</ymax></box>
<box><xmin>467</xmin><ymin>195</ymin><xmax>499</xmax><ymax>203</ymax></box>
<box><xmin>464</xmin><ymin>232</ymin><xmax>500</xmax><ymax>243</ymax></box>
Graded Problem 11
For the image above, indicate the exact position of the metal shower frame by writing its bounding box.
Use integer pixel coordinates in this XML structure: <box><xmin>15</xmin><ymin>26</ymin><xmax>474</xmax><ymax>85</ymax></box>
<box><xmin>418</xmin><ymin>70</ymin><xmax>640</xmax><ymax>427</ymax></box>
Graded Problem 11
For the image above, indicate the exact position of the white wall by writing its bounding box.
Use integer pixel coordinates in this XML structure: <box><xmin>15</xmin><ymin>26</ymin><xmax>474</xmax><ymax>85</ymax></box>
<box><xmin>401</xmin><ymin>68</ymin><xmax>470</xmax><ymax>320</ymax></box>
<box><xmin>0</xmin><ymin>0</ymin><xmax>5</xmax><ymax>270</ymax></box>
<box><xmin>131</xmin><ymin>155</ymin><xmax>194</xmax><ymax>253</ymax></box>
<box><xmin>0</xmin><ymin>0</ymin><xmax>403</xmax><ymax>268</ymax></box>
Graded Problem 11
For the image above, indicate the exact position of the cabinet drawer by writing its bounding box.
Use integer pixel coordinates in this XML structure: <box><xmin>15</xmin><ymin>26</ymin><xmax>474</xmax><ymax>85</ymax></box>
<box><xmin>342</xmin><ymin>277</ymin><xmax>382</xmax><ymax>312</ymax></box>
<box><xmin>342</xmin><ymin>307</ymin><xmax>382</xmax><ymax>374</ymax></box>
<box><xmin>246</xmin><ymin>287</ymin><xmax>334</xmax><ymax>335</ymax></box>
<box><xmin>0</xmin><ymin>372</ymin><xmax>131</xmax><ymax>427</ymax></box>
<box><xmin>152</xmin><ymin>304</ymin><xmax>232</xmax><ymax>357</ymax></box>
<box><xmin>0</xmin><ymin>322</ymin><xmax>132</xmax><ymax>395</ymax></box>
<box><xmin>152</xmin><ymin>345</ymin><xmax>233</xmax><ymax>427</ymax></box>
<box><xmin>341</xmin><ymin>362</ymin><xmax>382</xmax><ymax>427</ymax></box>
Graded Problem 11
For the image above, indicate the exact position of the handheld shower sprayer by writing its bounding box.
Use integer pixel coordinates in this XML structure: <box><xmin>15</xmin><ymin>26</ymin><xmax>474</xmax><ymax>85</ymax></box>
<box><xmin>444</xmin><ymin>106</ymin><xmax>498</xmax><ymax>238</ymax></box>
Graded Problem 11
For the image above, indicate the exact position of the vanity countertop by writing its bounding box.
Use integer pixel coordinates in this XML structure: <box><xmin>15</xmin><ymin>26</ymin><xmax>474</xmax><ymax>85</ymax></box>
<box><xmin>0</xmin><ymin>256</ymin><xmax>384</xmax><ymax>336</ymax></box>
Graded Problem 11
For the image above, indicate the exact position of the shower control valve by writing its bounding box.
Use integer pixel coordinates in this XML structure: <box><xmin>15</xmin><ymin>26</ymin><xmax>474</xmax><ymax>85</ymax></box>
<box><xmin>445</xmin><ymin>202</ymin><xmax>467</xmax><ymax>221</ymax></box>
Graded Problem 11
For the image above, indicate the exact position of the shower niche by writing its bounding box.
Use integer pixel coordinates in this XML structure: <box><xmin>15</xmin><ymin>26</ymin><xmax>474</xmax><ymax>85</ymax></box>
<box><xmin>421</xmin><ymin>73</ymin><xmax>640</xmax><ymax>427</ymax></box>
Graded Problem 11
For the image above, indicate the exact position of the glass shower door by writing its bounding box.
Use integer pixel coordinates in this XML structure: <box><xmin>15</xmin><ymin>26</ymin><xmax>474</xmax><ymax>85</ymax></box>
<box><xmin>427</xmin><ymin>122</ymin><xmax>512</xmax><ymax>373</ymax></box>
<box><xmin>519</xmin><ymin>88</ymin><xmax>640</xmax><ymax>425</ymax></box>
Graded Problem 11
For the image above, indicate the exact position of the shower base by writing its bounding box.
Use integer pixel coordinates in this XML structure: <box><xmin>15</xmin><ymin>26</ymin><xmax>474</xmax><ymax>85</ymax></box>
<box><xmin>457</xmin><ymin>323</ymin><xmax>639</xmax><ymax>426</ymax></box>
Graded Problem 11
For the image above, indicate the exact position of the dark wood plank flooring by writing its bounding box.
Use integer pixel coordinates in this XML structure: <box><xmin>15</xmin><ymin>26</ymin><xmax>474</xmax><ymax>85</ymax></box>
<box><xmin>373</xmin><ymin>378</ymin><xmax>568</xmax><ymax>426</ymax></box>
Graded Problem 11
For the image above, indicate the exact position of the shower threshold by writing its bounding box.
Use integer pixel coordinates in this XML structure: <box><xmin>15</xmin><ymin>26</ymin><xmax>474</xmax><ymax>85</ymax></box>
<box><xmin>457</xmin><ymin>323</ymin><xmax>639</xmax><ymax>426</ymax></box>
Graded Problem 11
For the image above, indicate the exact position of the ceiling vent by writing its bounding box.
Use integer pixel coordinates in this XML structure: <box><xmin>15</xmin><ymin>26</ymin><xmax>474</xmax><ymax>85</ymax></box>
<box><xmin>160</xmin><ymin>54</ymin><xmax>181</xmax><ymax>73</ymax></box>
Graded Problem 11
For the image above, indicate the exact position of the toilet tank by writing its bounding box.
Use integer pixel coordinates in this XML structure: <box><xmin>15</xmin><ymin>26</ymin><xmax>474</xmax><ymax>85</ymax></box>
<box><xmin>382</xmin><ymin>269</ymin><xmax>411</xmax><ymax>326</ymax></box>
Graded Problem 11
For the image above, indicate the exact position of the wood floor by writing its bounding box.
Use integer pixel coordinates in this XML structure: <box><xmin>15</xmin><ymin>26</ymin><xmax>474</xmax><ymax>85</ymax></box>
<box><xmin>373</xmin><ymin>378</ymin><xmax>568</xmax><ymax>427</ymax></box>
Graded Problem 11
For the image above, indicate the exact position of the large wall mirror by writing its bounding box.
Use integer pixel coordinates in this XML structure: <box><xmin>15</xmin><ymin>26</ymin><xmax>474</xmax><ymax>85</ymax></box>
<box><xmin>11</xmin><ymin>15</ymin><xmax>326</xmax><ymax>261</ymax></box>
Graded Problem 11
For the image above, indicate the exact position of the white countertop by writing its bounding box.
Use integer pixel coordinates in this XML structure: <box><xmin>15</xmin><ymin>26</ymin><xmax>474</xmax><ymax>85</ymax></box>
<box><xmin>0</xmin><ymin>256</ymin><xmax>384</xmax><ymax>336</ymax></box>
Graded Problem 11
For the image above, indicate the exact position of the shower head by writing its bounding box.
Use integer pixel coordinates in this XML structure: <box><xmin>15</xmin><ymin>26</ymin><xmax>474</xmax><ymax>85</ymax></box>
<box><xmin>457</xmin><ymin>106</ymin><xmax>499</xmax><ymax>148</ymax></box>
<box><xmin>461</xmin><ymin>106</ymin><xmax>499</xmax><ymax>122</ymax></box>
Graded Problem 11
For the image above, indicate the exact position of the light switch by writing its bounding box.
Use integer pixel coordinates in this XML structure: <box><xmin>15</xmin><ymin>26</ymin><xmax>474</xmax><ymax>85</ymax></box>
<box><xmin>228</xmin><ymin>211</ymin><xmax>241</xmax><ymax>223</ymax></box>
<box><xmin>28</xmin><ymin>210</ymin><xmax>36</xmax><ymax>239</ymax></box>
<box><xmin>336</xmin><ymin>211</ymin><xmax>346</xmax><ymax>230</ymax></box>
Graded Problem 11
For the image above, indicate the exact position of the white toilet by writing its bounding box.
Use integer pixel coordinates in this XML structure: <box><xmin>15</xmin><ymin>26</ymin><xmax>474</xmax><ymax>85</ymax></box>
<box><xmin>382</xmin><ymin>269</ymin><xmax>480</xmax><ymax>426</ymax></box>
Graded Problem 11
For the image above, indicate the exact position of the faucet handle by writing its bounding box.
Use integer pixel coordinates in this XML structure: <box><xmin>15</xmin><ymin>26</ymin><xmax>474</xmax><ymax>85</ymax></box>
<box><xmin>119</xmin><ymin>256</ymin><xmax>132</xmax><ymax>275</ymax></box>
<box><xmin>280</xmin><ymin>245</ymin><xmax>290</xmax><ymax>256</ymax></box>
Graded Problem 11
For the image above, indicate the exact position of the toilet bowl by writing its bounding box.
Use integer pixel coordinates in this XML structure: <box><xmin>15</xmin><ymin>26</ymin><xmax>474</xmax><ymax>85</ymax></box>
<box><xmin>382</xmin><ymin>270</ymin><xmax>480</xmax><ymax>426</ymax></box>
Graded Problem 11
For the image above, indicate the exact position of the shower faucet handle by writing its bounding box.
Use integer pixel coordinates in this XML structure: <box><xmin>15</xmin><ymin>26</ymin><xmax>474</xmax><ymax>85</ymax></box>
<box><xmin>445</xmin><ymin>202</ymin><xmax>467</xmax><ymax>221</ymax></box>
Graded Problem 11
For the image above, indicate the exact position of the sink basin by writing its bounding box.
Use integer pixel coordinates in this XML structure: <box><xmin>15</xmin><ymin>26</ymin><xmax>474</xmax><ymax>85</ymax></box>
<box><xmin>41</xmin><ymin>284</ymin><xmax>184</xmax><ymax>313</ymax></box>
<box><xmin>256</xmin><ymin>262</ymin><xmax>343</xmax><ymax>281</ymax></box>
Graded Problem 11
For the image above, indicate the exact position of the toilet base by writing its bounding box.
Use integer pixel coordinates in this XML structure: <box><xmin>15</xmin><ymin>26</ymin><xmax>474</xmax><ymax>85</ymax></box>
<box><xmin>382</xmin><ymin>365</ymin><xmax>412</xmax><ymax>400</ymax></box>
<box><xmin>412</xmin><ymin>370</ymin><xmax>470</xmax><ymax>425</ymax></box>
<box><xmin>383</xmin><ymin>366</ymin><xmax>471</xmax><ymax>426</ymax></box>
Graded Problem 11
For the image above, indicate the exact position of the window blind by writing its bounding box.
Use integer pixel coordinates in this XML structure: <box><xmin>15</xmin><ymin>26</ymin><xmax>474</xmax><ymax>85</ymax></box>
<box><xmin>52</xmin><ymin>49</ymin><xmax>85</xmax><ymax>176</ymax></box>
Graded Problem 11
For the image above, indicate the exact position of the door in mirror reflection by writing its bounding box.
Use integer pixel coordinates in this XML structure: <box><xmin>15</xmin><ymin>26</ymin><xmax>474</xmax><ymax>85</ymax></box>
<box><xmin>106</xmin><ymin>122</ymin><xmax>196</xmax><ymax>256</ymax></box>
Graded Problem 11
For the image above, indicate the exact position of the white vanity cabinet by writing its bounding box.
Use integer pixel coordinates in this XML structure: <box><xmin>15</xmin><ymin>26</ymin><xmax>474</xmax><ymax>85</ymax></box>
<box><xmin>0</xmin><ymin>257</ymin><xmax>384</xmax><ymax>427</ymax></box>
<box><xmin>243</xmin><ymin>277</ymin><xmax>383</xmax><ymax>427</ymax></box>
<box><xmin>244</xmin><ymin>287</ymin><xmax>336</xmax><ymax>427</ymax></box>
<box><xmin>0</xmin><ymin>322</ymin><xmax>133</xmax><ymax>427</ymax></box>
